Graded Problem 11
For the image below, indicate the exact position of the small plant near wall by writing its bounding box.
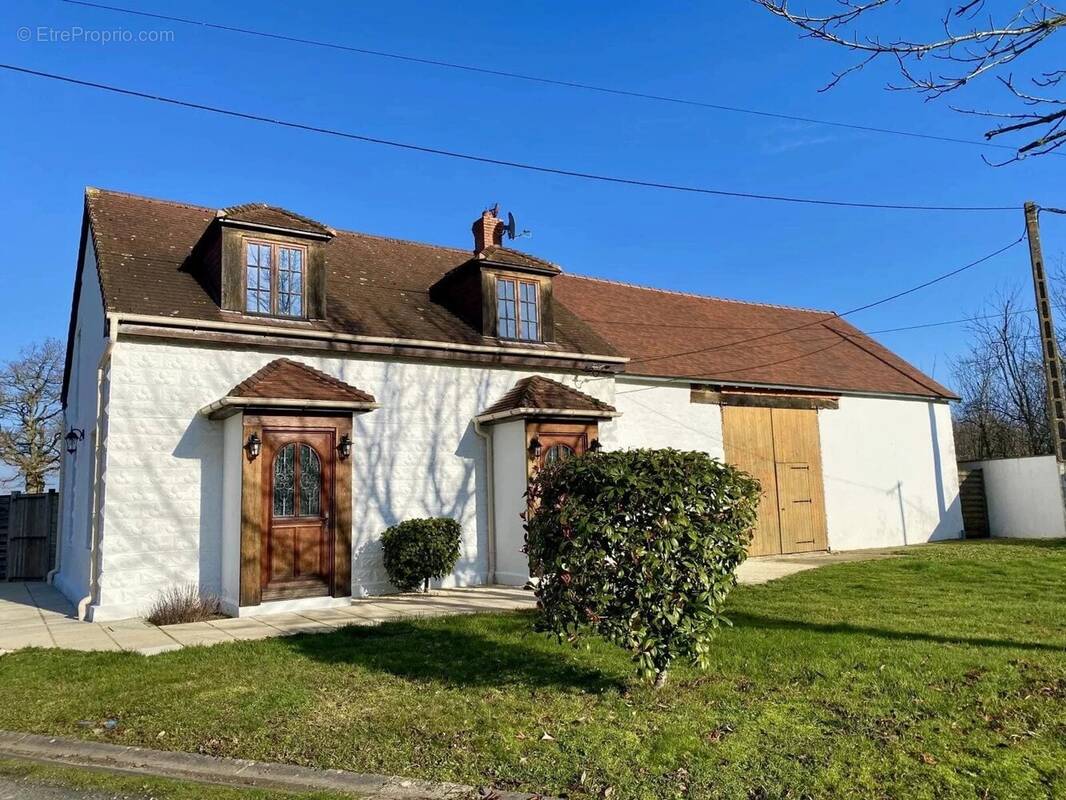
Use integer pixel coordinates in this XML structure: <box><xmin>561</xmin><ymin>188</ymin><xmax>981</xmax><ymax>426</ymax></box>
<box><xmin>526</xmin><ymin>449</ymin><xmax>760</xmax><ymax>688</ymax></box>
<box><xmin>381</xmin><ymin>518</ymin><xmax>463</xmax><ymax>593</ymax></box>
<box><xmin>146</xmin><ymin>584</ymin><xmax>222</xmax><ymax>626</ymax></box>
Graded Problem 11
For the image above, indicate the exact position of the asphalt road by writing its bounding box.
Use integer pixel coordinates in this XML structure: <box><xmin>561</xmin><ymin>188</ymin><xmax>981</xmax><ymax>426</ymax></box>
<box><xmin>0</xmin><ymin>775</ymin><xmax>150</xmax><ymax>800</ymax></box>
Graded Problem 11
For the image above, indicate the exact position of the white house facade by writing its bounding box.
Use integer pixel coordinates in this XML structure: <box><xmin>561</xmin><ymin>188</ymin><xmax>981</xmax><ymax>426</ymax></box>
<box><xmin>55</xmin><ymin>189</ymin><xmax>964</xmax><ymax>621</ymax></box>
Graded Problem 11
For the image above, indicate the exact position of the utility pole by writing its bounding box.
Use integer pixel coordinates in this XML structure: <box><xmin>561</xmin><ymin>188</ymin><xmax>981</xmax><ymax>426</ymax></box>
<box><xmin>1024</xmin><ymin>201</ymin><xmax>1066</xmax><ymax>462</ymax></box>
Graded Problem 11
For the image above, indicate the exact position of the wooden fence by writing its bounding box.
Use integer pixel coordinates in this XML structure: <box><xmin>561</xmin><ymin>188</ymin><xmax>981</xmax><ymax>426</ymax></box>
<box><xmin>957</xmin><ymin>468</ymin><xmax>990</xmax><ymax>538</ymax></box>
<box><xmin>0</xmin><ymin>490</ymin><xmax>59</xmax><ymax>581</ymax></box>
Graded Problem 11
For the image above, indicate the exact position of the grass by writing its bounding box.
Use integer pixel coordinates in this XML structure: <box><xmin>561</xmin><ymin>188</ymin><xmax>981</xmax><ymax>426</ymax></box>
<box><xmin>0</xmin><ymin>539</ymin><xmax>1063</xmax><ymax>800</ymax></box>
<box><xmin>0</xmin><ymin>758</ymin><xmax>361</xmax><ymax>799</ymax></box>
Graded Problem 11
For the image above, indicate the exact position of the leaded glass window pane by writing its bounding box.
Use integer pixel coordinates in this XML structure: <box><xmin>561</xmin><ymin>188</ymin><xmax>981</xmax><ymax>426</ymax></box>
<box><xmin>299</xmin><ymin>444</ymin><xmax>321</xmax><ymax>517</ymax></box>
<box><xmin>544</xmin><ymin>444</ymin><xmax>574</xmax><ymax>465</ymax></box>
<box><xmin>246</xmin><ymin>243</ymin><xmax>272</xmax><ymax>314</ymax></box>
<box><xmin>497</xmin><ymin>278</ymin><xmax>517</xmax><ymax>339</ymax></box>
<box><xmin>273</xmin><ymin>443</ymin><xmax>295</xmax><ymax>517</ymax></box>
<box><xmin>278</xmin><ymin>246</ymin><xmax>304</xmax><ymax>317</ymax></box>
<box><xmin>519</xmin><ymin>281</ymin><xmax>539</xmax><ymax>341</ymax></box>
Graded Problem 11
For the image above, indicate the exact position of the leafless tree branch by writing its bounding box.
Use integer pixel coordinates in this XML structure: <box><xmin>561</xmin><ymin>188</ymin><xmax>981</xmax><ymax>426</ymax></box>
<box><xmin>754</xmin><ymin>1</ymin><xmax>1066</xmax><ymax>161</ymax></box>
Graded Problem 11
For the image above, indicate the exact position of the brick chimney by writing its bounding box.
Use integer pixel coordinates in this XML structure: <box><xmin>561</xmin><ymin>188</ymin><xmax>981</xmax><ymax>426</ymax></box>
<box><xmin>472</xmin><ymin>206</ymin><xmax>503</xmax><ymax>254</ymax></box>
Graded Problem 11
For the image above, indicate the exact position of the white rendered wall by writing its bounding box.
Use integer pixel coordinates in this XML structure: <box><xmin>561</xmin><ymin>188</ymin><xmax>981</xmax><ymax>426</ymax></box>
<box><xmin>958</xmin><ymin>455</ymin><xmax>1066</xmax><ymax>538</ymax></box>
<box><xmin>491</xmin><ymin>419</ymin><xmax>530</xmax><ymax>586</ymax></box>
<box><xmin>605</xmin><ymin>379</ymin><xmax>724</xmax><ymax>458</ymax></box>
<box><xmin>92</xmin><ymin>338</ymin><xmax>614</xmax><ymax>619</ymax></box>
<box><xmin>54</xmin><ymin>237</ymin><xmax>108</xmax><ymax>608</ymax></box>
<box><xmin>605</xmin><ymin>380</ymin><xmax>962</xmax><ymax>553</ymax></box>
<box><xmin>820</xmin><ymin>397</ymin><xmax>964</xmax><ymax>550</ymax></box>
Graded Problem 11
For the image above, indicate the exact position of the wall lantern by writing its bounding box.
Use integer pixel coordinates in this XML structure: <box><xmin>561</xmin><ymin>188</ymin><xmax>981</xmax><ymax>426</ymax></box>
<box><xmin>64</xmin><ymin>428</ymin><xmax>85</xmax><ymax>455</ymax></box>
<box><xmin>244</xmin><ymin>432</ymin><xmax>262</xmax><ymax>460</ymax></box>
<box><xmin>589</xmin><ymin>438</ymin><xmax>603</xmax><ymax>452</ymax></box>
<box><xmin>337</xmin><ymin>434</ymin><xmax>353</xmax><ymax>461</ymax></box>
<box><xmin>527</xmin><ymin>436</ymin><xmax>542</xmax><ymax>460</ymax></box>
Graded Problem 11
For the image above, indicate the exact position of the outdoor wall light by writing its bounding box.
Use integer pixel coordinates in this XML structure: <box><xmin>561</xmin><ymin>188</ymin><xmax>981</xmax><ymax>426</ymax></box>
<box><xmin>245</xmin><ymin>432</ymin><xmax>262</xmax><ymax>460</ymax></box>
<box><xmin>64</xmin><ymin>428</ymin><xmax>85</xmax><ymax>455</ymax></box>
<box><xmin>527</xmin><ymin>436</ymin><xmax>542</xmax><ymax>460</ymax></box>
<box><xmin>589</xmin><ymin>438</ymin><xmax>602</xmax><ymax>452</ymax></box>
<box><xmin>337</xmin><ymin>434</ymin><xmax>353</xmax><ymax>461</ymax></box>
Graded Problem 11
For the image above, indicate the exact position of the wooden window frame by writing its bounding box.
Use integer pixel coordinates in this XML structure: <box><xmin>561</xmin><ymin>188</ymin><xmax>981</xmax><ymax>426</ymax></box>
<box><xmin>243</xmin><ymin>238</ymin><xmax>308</xmax><ymax>319</ymax></box>
<box><xmin>496</xmin><ymin>276</ymin><xmax>541</xmax><ymax>342</ymax></box>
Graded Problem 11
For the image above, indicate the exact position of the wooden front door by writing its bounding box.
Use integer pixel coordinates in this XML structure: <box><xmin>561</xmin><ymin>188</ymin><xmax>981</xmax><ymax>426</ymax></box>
<box><xmin>722</xmin><ymin>406</ymin><xmax>828</xmax><ymax>555</ymax></box>
<box><xmin>527</xmin><ymin>421</ymin><xmax>595</xmax><ymax>475</ymax></box>
<box><xmin>261</xmin><ymin>428</ymin><xmax>334</xmax><ymax>600</ymax></box>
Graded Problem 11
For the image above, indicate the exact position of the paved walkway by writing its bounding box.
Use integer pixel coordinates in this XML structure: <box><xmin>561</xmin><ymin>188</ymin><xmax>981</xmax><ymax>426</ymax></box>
<box><xmin>0</xmin><ymin>549</ymin><xmax>895</xmax><ymax>656</ymax></box>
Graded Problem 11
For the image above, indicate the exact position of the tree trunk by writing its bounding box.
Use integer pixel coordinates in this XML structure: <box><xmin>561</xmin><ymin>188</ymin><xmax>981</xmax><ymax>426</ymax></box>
<box><xmin>653</xmin><ymin>670</ymin><xmax>668</xmax><ymax>689</ymax></box>
<box><xmin>24</xmin><ymin>472</ymin><xmax>44</xmax><ymax>494</ymax></box>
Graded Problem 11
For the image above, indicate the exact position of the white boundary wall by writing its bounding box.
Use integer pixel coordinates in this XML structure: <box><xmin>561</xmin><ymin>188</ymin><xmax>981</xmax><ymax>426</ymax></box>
<box><xmin>959</xmin><ymin>455</ymin><xmax>1066</xmax><ymax>538</ymax></box>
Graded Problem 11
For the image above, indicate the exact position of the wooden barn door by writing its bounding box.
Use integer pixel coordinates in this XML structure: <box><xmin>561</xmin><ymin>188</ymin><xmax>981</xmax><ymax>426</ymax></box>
<box><xmin>722</xmin><ymin>407</ymin><xmax>782</xmax><ymax>556</ymax></box>
<box><xmin>722</xmin><ymin>406</ymin><xmax>828</xmax><ymax>555</ymax></box>
<box><xmin>769</xmin><ymin>409</ymin><xmax>828</xmax><ymax>554</ymax></box>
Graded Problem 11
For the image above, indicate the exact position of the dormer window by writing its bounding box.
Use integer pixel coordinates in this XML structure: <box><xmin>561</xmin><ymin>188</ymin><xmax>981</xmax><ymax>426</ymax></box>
<box><xmin>496</xmin><ymin>277</ymin><xmax>540</xmax><ymax>341</ymax></box>
<box><xmin>244</xmin><ymin>240</ymin><xmax>305</xmax><ymax>317</ymax></box>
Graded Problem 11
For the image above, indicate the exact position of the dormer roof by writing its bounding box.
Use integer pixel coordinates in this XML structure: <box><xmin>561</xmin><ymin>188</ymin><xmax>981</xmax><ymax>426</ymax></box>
<box><xmin>477</xmin><ymin>245</ymin><xmax>562</xmax><ymax>275</ymax></box>
<box><xmin>216</xmin><ymin>203</ymin><xmax>334</xmax><ymax>238</ymax></box>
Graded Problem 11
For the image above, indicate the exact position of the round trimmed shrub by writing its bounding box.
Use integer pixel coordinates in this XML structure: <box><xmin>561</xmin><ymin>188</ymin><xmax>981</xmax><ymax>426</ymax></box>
<box><xmin>525</xmin><ymin>448</ymin><xmax>760</xmax><ymax>686</ymax></box>
<box><xmin>381</xmin><ymin>517</ymin><xmax>463</xmax><ymax>593</ymax></box>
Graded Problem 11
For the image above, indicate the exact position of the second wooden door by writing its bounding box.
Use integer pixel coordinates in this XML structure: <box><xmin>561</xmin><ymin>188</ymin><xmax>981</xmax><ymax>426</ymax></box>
<box><xmin>722</xmin><ymin>406</ymin><xmax>828</xmax><ymax>556</ymax></box>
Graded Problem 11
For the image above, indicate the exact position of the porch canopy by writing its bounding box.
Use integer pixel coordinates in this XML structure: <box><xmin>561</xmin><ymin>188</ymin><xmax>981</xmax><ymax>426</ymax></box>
<box><xmin>475</xmin><ymin>375</ymin><xmax>618</xmax><ymax>423</ymax></box>
<box><xmin>199</xmin><ymin>358</ymin><xmax>379</xmax><ymax>419</ymax></box>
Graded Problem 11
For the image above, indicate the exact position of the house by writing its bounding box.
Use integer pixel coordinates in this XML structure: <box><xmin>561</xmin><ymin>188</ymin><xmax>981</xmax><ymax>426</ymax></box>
<box><xmin>55</xmin><ymin>188</ymin><xmax>963</xmax><ymax>620</ymax></box>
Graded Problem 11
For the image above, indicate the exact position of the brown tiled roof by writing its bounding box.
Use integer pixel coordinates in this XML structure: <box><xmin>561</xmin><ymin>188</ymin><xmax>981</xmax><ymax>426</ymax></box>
<box><xmin>553</xmin><ymin>276</ymin><xmax>957</xmax><ymax>399</ymax></box>
<box><xmin>84</xmin><ymin>188</ymin><xmax>615</xmax><ymax>358</ymax></box>
<box><xmin>217</xmin><ymin>203</ymin><xmax>333</xmax><ymax>236</ymax></box>
<box><xmin>83</xmin><ymin>188</ymin><xmax>954</xmax><ymax>400</ymax></box>
<box><xmin>229</xmin><ymin>358</ymin><xmax>375</xmax><ymax>403</ymax></box>
<box><xmin>479</xmin><ymin>375</ymin><xmax>617</xmax><ymax>419</ymax></box>
<box><xmin>477</xmin><ymin>245</ymin><xmax>561</xmax><ymax>274</ymax></box>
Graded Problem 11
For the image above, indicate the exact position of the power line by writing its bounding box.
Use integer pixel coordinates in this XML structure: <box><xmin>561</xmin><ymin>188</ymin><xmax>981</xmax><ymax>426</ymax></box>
<box><xmin>624</xmin><ymin>233</ymin><xmax>1025</xmax><ymax>366</ymax></box>
<box><xmin>60</xmin><ymin>0</ymin><xmax>1040</xmax><ymax>156</ymax></box>
<box><xmin>0</xmin><ymin>63</ymin><xmax>1021</xmax><ymax>213</ymax></box>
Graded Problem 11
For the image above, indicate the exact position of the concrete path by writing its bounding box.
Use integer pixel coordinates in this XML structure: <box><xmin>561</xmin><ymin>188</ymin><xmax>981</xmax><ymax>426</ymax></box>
<box><xmin>0</xmin><ymin>549</ymin><xmax>895</xmax><ymax>656</ymax></box>
<box><xmin>734</xmin><ymin>547</ymin><xmax>898</xmax><ymax>584</ymax></box>
<box><xmin>0</xmin><ymin>583</ymin><xmax>537</xmax><ymax>656</ymax></box>
<box><xmin>0</xmin><ymin>730</ymin><xmax>546</xmax><ymax>799</ymax></box>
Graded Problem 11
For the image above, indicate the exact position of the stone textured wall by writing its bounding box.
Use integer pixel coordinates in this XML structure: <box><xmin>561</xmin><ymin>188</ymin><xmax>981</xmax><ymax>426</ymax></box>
<box><xmin>93</xmin><ymin>338</ymin><xmax>613</xmax><ymax>618</ymax></box>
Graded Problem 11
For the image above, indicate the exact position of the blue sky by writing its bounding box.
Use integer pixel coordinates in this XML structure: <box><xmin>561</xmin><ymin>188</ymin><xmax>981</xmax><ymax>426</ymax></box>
<box><xmin>1</xmin><ymin>0</ymin><xmax>1063</xmax><ymax>389</ymax></box>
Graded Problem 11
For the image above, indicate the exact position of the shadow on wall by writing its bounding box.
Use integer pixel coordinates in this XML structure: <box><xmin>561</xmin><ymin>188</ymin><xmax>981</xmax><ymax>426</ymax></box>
<box><xmin>173</xmin><ymin>414</ymin><xmax>224</xmax><ymax>598</ymax></box>
<box><xmin>279</xmin><ymin>614</ymin><xmax>623</xmax><ymax>691</ymax></box>
<box><xmin>349</xmin><ymin>361</ymin><xmax>500</xmax><ymax>592</ymax></box>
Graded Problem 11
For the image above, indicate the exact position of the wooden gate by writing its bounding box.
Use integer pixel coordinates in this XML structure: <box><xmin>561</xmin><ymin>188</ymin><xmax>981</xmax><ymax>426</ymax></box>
<box><xmin>0</xmin><ymin>491</ymin><xmax>59</xmax><ymax>580</ymax></box>
<box><xmin>723</xmin><ymin>406</ymin><xmax>828</xmax><ymax>556</ymax></box>
<box><xmin>958</xmin><ymin>468</ymin><xmax>990</xmax><ymax>538</ymax></box>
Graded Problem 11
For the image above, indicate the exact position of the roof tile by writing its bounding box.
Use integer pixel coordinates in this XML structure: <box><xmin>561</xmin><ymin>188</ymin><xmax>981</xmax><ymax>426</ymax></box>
<box><xmin>481</xmin><ymin>375</ymin><xmax>616</xmax><ymax>417</ymax></box>
<box><xmin>229</xmin><ymin>358</ymin><xmax>375</xmax><ymax>403</ymax></box>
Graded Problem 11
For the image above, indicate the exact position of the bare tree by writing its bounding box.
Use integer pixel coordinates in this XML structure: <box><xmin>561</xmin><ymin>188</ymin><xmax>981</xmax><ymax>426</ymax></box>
<box><xmin>754</xmin><ymin>1</ymin><xmax>1066</xmax><ymax>161</ymax></box>
<box><xmin>952</xmin><ymin>292</ymin><xmax>1051</xmax><ymax>459</ymax></box>
<box><xmin>0</xmin><ymin>339</ymin><xmax>65</xmax><ymax>493</ymax></box>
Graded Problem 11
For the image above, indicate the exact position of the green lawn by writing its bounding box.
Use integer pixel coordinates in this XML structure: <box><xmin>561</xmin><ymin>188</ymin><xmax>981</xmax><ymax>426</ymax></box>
<box><xmin>0</xmin><ymin>540</ymin><xmax>1063</xmax><ymax>800</ymax></box>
